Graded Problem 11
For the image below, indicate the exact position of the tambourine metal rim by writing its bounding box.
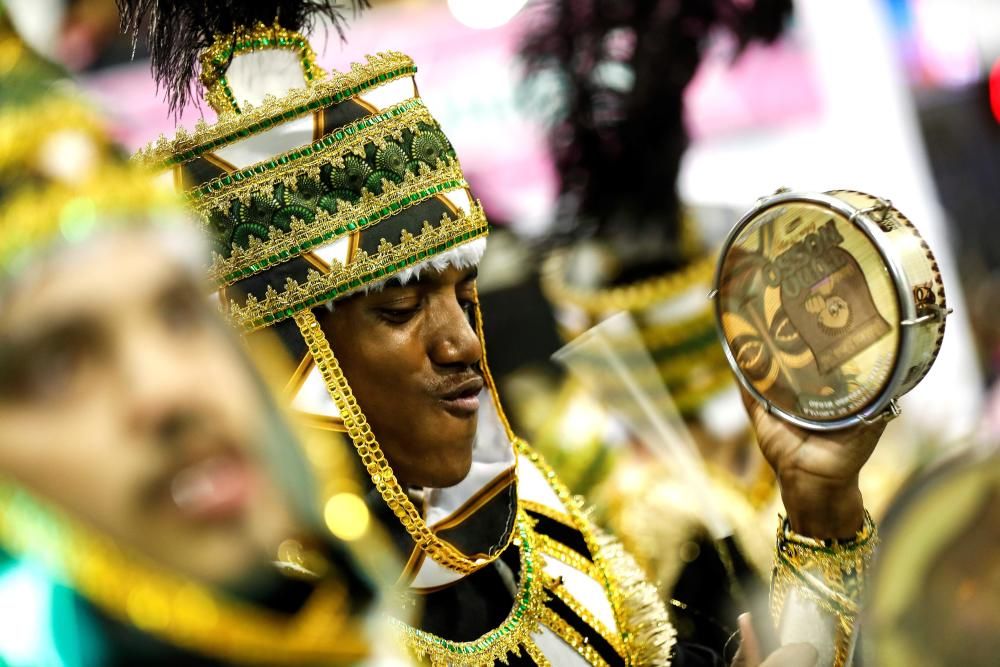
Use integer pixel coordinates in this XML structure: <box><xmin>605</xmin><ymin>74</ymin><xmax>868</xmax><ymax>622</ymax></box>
<box><xmin>710</xmin><ymin>191</ymin><xmax>915</xmax><ymax>431</ymax></box>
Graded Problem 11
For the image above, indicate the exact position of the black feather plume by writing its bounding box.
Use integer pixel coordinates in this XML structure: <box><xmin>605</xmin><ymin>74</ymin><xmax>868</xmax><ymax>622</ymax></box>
<box><xmin>117</xmin><ymin>0</ymin><xmax>370</xmax><ymax>115</ymax></box>
<box><xmin>521</xmin><ymin>0</ymin><xmax>792</xmax><ymax>270</ymax></box>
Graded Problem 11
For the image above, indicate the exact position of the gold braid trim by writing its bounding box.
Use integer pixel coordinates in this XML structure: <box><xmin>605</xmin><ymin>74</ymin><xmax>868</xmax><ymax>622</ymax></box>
<box><xmin>199</xmin><ymin>23</ymin><xmax>322</xmax><ymax>114</ymax></box>
<box><xmin>231</xmin><ymin>204</ymin><xmax>489</xmax><ymax>331</ymax></box>
<box><xmin>771</xmin><ymin>512</ymin><xmax>878</xmax><ymax>667</ymax></box>
<box><xmin>0</xmin><ymin>478</ymin><xmax>368</xmax><ymax>664</ymax></box>
<box><xmin>134</xmin><ymin>50</ymin><xmax>417</xmax><ymax>167</ymax></box>
<box><xmin>188</xmin><ymin>99</ymin><xmax>435</xmax><ymax>209</ymax></box>
<box><xmin>522</xmin><ymin>637</ymin><xmax>554</xmax><ymax>667</ymax></box>
<box><xmin>294</xmin><ymin>310</ymin><xmax>512</xmax><ymax>575</ymax></box>
<box><xmin>591</xmin><ymin>528</ymin><xmax>678</xmax><ymax>666</ymax></box>
<box><xmin>545</xmin><ymin>576</ymin><xmax>628</xmax><ymax>659</ymax></box>
<box><xmin>520</xmin><ymin>498</ymin><xmax>575</xmax><ymax>527</ymax></box>
<box><xmin>536</xmin><ymin>533</ymin><xmax>601</xmax><ymax>582</ymax></box>
<box><xmin>538</xmin><ymin>606</ymin><xmax>611</xmax><ymax>667</ymax></box>
<box><xmin>208</xmin><ymin>161</ymin><xmax>467</xmax><ymax>286</ymax></box>
<box><xmin>541</xmin><ymin>248</ymin><xmax>715</xmax><ymax>317</ymax></box>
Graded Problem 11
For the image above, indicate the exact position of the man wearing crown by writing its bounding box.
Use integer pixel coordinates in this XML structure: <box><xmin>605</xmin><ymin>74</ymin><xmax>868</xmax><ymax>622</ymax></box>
<box><xmin>125</xmin><ymin>2</ymin><xmax>888</xmax><ymax>665</ymax></box>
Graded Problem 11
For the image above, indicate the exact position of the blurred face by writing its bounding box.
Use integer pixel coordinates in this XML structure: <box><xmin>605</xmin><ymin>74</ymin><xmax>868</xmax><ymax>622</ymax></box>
<box><xmin>319</xmin><ymin>265</ymin><xmax>483</xmax><ymax>488</ymax></box>
<box><xmin>0</xmin><ymin>229</ymin><xmax>295</xmax><ymax>586</ymax></box>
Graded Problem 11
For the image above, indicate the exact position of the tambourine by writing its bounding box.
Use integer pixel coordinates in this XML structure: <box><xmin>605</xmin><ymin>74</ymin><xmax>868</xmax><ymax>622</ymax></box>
<box><xmin>711</xmin><ymin>189</ymin><xmax>950</xmax><ymax>430</ymax></box>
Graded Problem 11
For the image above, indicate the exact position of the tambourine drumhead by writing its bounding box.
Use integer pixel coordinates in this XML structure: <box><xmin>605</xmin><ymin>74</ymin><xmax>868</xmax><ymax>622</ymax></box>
<box><xmin>714</xmin><ymin>193</ymin><xmax>907</xmax><ymax>427</ymax></box>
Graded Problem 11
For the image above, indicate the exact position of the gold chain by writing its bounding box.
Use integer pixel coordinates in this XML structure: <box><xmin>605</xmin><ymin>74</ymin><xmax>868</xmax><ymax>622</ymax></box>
<box><xmin>293</xmin><ymin>309</ymin><xmax>512</xmax><ymax>575</ymax></box>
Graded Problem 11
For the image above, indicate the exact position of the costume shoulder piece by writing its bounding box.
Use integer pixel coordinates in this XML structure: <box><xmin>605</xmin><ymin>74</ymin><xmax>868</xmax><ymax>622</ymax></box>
<box><xmin>390</xmin><ymin>439</ymin><xmax>679</xmax><ymax>667</ymax></box>
<box><xmin>517</xmin><ymin>441</ymin><xmax>678</xmax><ymax>667</ymax></box>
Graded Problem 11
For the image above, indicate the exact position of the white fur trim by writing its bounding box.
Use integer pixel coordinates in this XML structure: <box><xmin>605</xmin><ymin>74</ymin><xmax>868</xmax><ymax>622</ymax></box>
<box><xmin>366</xmin><ymin>237</ymin><xmax>487</xmax><ymax>292</ymax></box>
<box><xmin>321</xmin><ymin>238</ymin><xmax>487</xmax><ymax>312</ymax></box>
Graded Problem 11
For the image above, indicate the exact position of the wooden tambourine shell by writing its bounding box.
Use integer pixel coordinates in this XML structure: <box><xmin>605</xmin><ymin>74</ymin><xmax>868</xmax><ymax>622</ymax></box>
<box><xmin>711</xmin><ymin>190</ymin><xmax>950</xmax><ymax>430</ymax></box>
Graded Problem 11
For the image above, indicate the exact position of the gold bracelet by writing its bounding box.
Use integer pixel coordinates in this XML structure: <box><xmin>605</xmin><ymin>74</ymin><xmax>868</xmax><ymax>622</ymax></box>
<box><xmin>771</xmin><ymin>511</ymin><xmax>878</xmax><ymax>667</ymax></box>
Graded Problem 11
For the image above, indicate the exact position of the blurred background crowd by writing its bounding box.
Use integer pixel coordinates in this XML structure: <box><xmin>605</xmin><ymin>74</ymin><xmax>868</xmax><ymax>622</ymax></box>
<box><xmin>1</xmin><ymin>0</ymin><xmax>999</xmax><ymax>665</ymax></box>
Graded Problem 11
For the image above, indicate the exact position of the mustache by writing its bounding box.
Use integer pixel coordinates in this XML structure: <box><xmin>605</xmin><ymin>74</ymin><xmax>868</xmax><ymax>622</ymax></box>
<box><xmin>427</xmin><ymin>366</ymin><xmax>485</xmax><ymax>397</ymax></box>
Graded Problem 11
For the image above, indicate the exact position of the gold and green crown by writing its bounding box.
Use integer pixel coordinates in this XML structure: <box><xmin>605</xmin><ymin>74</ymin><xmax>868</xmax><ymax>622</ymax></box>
<box><xmin>541</xmin><ymin>226</ymin><xmax>732</xmax><ymax>417</ymax></box>
<box><xmin>140</xmin><ymin>23</ymin><xmax>489</xmax><ymax>333</ymax></box>
<box><xmin>0</xmin><ymin>19</ymin><xmax>176</xmax><ymax>278</ymax></box>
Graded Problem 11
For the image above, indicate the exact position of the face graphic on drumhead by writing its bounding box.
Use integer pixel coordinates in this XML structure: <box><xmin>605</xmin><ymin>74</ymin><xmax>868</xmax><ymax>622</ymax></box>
<box><xmin>718</xmin><ymin>201</ymin><xmax>901</xmax><ymax>421</ymax></box>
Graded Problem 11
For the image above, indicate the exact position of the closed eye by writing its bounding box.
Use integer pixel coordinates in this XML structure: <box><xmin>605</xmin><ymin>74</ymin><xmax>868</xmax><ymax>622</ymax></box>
<box><xmin>377</xmin><ymin>304</ymin><xmax>420</xmax><ymax>324</ymax></box>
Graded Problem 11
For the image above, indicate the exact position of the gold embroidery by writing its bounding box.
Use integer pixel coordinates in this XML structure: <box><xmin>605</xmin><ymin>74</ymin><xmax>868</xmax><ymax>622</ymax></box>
<box><xmin>133</xmin><ymin>51</ymin><xmax>417</xmax><ymax>168</ymax></box>
<box><xmin>231</xmin><ymin>205</ymin><xmax>489</xmax><ymax>331</ymax></box>
<box><xmin>189</xmin><ymin>98</ymin><xmax>435</xmax><ymax>208</ymax></box>
<box><xmin>391</xmin><ymin>511</ymin><xmax>547</xmax><ymax>666</ymax></box>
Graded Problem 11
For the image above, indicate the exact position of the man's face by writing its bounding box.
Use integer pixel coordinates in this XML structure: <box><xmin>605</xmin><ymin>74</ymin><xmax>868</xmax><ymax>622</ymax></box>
<box><xmin>320</xmin><ymin>265</ymin><xmax>483</xmax><ymax>488</ymax></box>
<box><xmin>0</xmin><ymin>229</ymin><xmax>295</xmax><ymax>586</ymax></box>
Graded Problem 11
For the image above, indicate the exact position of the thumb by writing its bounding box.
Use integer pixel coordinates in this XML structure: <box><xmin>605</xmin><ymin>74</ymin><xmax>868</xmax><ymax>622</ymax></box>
<box><xmin>760</xmin><ymin>643</ymin><xmax>819</xmax><ymax>667</ymax></box>
<box><xmin>734</xmin><ymin>612</ymin><xmax>762</xmax><ymax>666</ymax></box>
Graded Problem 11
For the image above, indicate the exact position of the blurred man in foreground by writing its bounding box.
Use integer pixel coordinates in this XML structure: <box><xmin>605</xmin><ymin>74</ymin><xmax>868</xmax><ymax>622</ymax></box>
<box><xmin>0</xmin><ymin>12</ymin><xmax>383</xmax><ymax>665</ymax></box>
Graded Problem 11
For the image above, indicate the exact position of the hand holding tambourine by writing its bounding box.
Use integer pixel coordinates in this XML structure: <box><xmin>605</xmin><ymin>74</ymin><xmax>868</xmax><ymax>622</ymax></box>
<box><xmin>712</xmin><ymin>189</ymin><xmax>949</xmax><ymax>537</ymax></box>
